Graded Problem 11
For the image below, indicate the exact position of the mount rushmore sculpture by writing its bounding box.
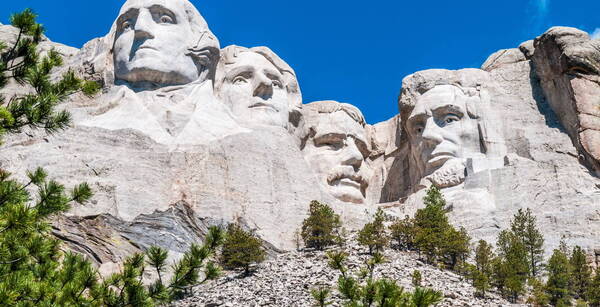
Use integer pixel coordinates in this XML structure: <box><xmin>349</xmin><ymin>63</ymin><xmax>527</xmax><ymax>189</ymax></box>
<box><xmin>2</xmin><ymin>0</ymin><xmax>600</xmax><ymax>269</ymax></box>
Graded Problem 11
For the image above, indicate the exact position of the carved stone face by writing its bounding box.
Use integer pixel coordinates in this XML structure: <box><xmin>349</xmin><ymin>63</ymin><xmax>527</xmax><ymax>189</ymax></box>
<box><xmin>113</xmin><ymin>0</ymin><xmax>201</xmax><ymax>86</ymax></box>
<box><xmin>303</xmin><ymin>110</ymin><xmax>371</xmax><ymax>204</ymax></box>
<box><xmin>406</xmin><ymin>85</ymin><xmax>481</xmax><ymax>185</ymax></box>
<box><xmin>219</xmin><ymin>51</ymin><xmax>290</xmax><ymax>127</ymax></box>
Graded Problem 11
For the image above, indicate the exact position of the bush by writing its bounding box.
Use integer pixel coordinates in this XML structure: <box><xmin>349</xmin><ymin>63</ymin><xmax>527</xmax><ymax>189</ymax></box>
<box><xmin>357</xmin><ymin>208</ymin><xmax>389</xmax><ymax>254</ymax></box>
<box><xmin>220</xmin><ymin>223</ymin><xmax>266</xmax><ymax>275</ymax></box>
<box><xmin>301</xmin><ymin>200</ymin><xmax>343</xmax><ymax>250</ymax></box>
<box><xmin>389</xmin><ymin>215</ymin><xmax>416</xmax><ymax>251</ymax></box>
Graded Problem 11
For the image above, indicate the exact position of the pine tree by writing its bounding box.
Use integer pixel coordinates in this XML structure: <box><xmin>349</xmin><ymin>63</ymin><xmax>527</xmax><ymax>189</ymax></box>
<box><xmin>546</xmin><ymin>248</ymin><xmax>571</xmax><ymax>306</ymax></box>
<box><xmin>473</xmin><ymin>240</ymin><xmax>494</xmax><ymax>297</ymax></box>
<box><xmin>413</xmin><ymin>186</ymin><xmax>451</xmax><ymax>264</ymax></box>
<box><xmin>496</xmin><ymin>230</ymin><xmax>529</xmax><ymax>302</ymax></box>
<box><xmin>389</xmin><ymin>215</ymin><xmax>416</xmax><ymax>251</ymax></box>
<box><xmin>357</xmin><ymin>207</ymin><xmax>389</xmax><ymax>254</ymax></box>
<box><xmin>0</xmin><ymin>8</ymin><xmax>101</xmax><ymax>306</ymax></box>
<box><xmin>569</xmin><ymin>246</ymin><xmax>592</xmax><ymax>300</ymax></box>
<box><xmin>301</xmin><ymin>200</ymin><xmax>343</xmax><ymax>250</ymax></box>
<box><xmin>588</xmin><ymin>270</ymin><xmax>600</xmax><ymax>307</ymax></box>
<box><xmin>220</xmin><ymin>223</ymin><xmax>266</xmax><ymax>275</ymax></box>
<box><xmin>527</xmin><ymin>278</ymin><xmax>550</xmax><ymax>307</ymax></box>
<box><xmin>510</xmin><ymin>208</ymin><xmax>544</xmax><ymax>277</ymax></box>
<box><xmin>442</xmin><ymin>226</ymin><xmax>470</xmax><ymax>270</ymax></box>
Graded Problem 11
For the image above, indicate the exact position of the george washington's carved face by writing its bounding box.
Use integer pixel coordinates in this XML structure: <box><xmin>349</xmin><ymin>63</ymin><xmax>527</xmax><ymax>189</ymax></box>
<box><xmin>113</xmin><ymin>0</ymin><xmax>208</xmax><ymax>86</ymax></box>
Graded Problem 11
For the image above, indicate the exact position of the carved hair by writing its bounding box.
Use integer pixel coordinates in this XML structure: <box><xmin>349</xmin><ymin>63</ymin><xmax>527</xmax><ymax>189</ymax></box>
<box><xmin>303</xmin><ymin>100</ymin><xmax>366</xmax><ymax>127</ymax></box>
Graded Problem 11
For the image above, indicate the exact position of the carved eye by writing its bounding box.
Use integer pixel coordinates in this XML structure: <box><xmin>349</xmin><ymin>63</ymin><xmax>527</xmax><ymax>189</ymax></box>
<box><xmin>232</xmin><ymin>76</ymin><xmax>248</xmax><ymax>84</ymax></box>
<box><xmin>272</xmin><ymin>80</ymin><xmax>283</xmax><ymax>89</ymax></box>
<box><xmin>121</xmin><ymin>20</ymin><xmax>133</xmax><ymax>30</ymax></box>
<box><xmin>159</xmin><ymin>15</ymin><xmax>174</xmax><ymax>24</ymax></box>
<box><xmin>443</xmin><ymin>114</ymin><xmax>460</xmax><ymax>124</ymax></box>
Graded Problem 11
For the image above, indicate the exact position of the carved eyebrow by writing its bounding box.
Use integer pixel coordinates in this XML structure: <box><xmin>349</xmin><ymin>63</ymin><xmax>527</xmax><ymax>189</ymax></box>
<box><xmin>264</xmin><ymin>69</ymin><xmax>283</xmax><ymax>81</ymax></box>
<box><xmin>226</xmin><ymin>65</ymin><xmax>255</xmax><ymax>79</ymax></box>
<box><xmin>116</xmin><ymin>8</ymin><xmax>139</xmax><ymax>26</ymax></box>
<box><xmin>148</xmin><ymin>4</ymin><xmax>177</xmax><ymax>22</ymax></box>
<box><xmin>431</xmin><ymin>104</ymin><xmax>465</xmax><ymax>117</ymax></box>
<box><xmin>313</xmin><ymin>133</ymin><xmax>345</xmax><ymax>144</ymax></box>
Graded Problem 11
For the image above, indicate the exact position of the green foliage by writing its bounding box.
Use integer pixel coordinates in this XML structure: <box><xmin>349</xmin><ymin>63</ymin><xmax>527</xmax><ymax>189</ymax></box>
<box><xmin>389</xmin><ymin>215</ymin><xmax>416</xmax><ymax>251</ymax></box>
<box><xmin>318</xmin><ymin>250</ymin><xmax>444</xmax><ymax>307</ymax></box>
<box><xmin>569</xmin><ymin>246</ymin><xmax>592</xmax><ymax>300</ymax></box>
<box><xmin>358</xmin><ymin>208</ymin><xmax>389</xmax><ymax>254</ymax></box>
<box><xmin>546</xmin><ymin>248</ymin><xmax>572</xmax><ymax>306</ymax></box>
<box><xmin>588</xmin><ymin>270</ymin><xmax>600</xmax><ymax>307</ymax></box>
<box><xmin>311</xmin><ymin>286</ymin><xmax>331</xmax><ymax>307</ymax></box>
<box><xmin>494</xmin><ymin>229</ymin><xmax>529</xmax><ymax>302</ymax></box>
<box><xmin>527</xmin><ymin>278</ymin><xmax>550</xmax><ymax>307</ymax></box>
<box><xmin>412</xmin><ymin>186</ymin><xmax>470</xmax><ymax>270</ymax></box>
<box><xmin>510</xmin><ymin>208</ymin><xmax>545</xmax><ymax>277</ymax></box>
<box><xmin>412</xmin><ymin>270</ymin><xmax>422</xmax><ymax>287</ymax></box>
<box><xmin>220</xmin><ymin>223</ymin><xmax>266</xmax><ymax>275</ymax></box>
<box><xmin>301</xmin><ymin>200</ymin><xmax>343</xmax><ymax>250</ymax></box>
<box><xmin>0</xmin><ymin>9</ymin><xmax>99</xmax><ymax>144</ymax></box>
<box><xmin>473</xmin><ymin>240</ymin><xmax>494</xmax><ymax>298</ymax></box>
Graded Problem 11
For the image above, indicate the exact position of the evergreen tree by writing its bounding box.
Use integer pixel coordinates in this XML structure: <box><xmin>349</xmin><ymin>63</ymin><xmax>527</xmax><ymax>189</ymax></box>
<box><xmin>389</xmin><ymin>215</ymin><xmax>416</xmax><ymax>251</ymax></box>
<box><xmin>495</xmin><ymin>230</ymin><xmax>529</xmax><ymax>302</ymax></box>
<box><xmin>442</xmin><ymin>226</ymin><xmax>470</xmax><ymax>270</ymax></box>
<box><xmin>311</xmin><ymin>286</ymin><xmax>331</xmax><ymax>307</ymax></box>
<box><xmin>511</xmin><ymin>208</ymin><xmax>544</xmax><ymax>277</ymax></box>
<box><xmin>358</xmin><ymin>208</ymin><xmax>389</xmax><ymax>254</ymax></box>
<box><xmin>413</xmin><ymin>186</ymin><xmax>451</xmax><ymax>264</ymax></box>
<box><xmin>0</xmin><ymin>8</ymin><xmax>101</xmax><ymax>306</ymax></box>
<box><xmin>527</xmin><ymin>278</ymin><xmax>550</xmax><ymax>307</ymax></box>
<box><xmin>301</xmin><ymin>200</ymin><xmax>343</xmax><ymax>250</ymax></box>
<box><xmin>473</xmin><ymin>240</ymin><xmax>494</xmax><ymax>298</ymax></box>
<box><xmin>546</xmin><ymin>248</ymin><xmax>571</xmax><ymax>306</ymax></box>
<box><xmin>220</xmin><ymin>223</ymin><xmax>266</xmax><ymax>275</ymax></box>
<box><xmin>588</xmin><ymin>270</ymin><xmax>600</xmax><ymax>307</ymax></box>
<box><xmin>569</xmin><ymin>246</ymin><xmax>592</xmax><ymax>300</ymax></box>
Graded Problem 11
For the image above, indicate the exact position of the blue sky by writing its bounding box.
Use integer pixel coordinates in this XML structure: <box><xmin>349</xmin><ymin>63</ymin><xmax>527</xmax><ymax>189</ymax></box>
<box><xmin>1</xmin><ymin>0</ymin><xmax>598</xmax><ymax>124</ymax></box>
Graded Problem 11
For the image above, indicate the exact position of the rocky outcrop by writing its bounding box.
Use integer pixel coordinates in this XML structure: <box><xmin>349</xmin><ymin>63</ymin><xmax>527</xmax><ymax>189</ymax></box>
<box><xmin>532</xmin><ymin>27</ymin><xmax>600</xmax><ymax>175</ymax></box>
<box><xmin>171</xmin><ymin>234</ymin><xmax>519</xmax><ymax>307</ymax></box>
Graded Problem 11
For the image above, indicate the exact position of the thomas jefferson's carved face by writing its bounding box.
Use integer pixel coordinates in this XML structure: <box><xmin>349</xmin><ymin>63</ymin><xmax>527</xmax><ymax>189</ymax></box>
<box><xmin>303</xmin><ymin>111</ymin><xmax>371</xmax><ymax>204</ymax></box>
<box><xmin>219</xmin><ymin>52</ymin><xmax>290</xmax><ymax>127</ymax></box>
<box><xmin>406</xmin><ymin>85</ymin><xmax>481</xmax><ymax>183</ymax></box>
<box><xmin>113</xmin><ymin>0</ymin><xmax>200</xmax><ymax>85</ymax></box>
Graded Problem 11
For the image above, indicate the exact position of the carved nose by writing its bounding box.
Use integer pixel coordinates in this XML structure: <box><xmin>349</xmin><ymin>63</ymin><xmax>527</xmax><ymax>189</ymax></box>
<box><xmin>341</xmin><ymin>139</ymin><xmax>363</xmax><ymax>170</ymax></box>
<box><xmin>133</xmin><ymin>10</ymin><xmax>155</xmax><ymax>40</ymax></box>
<box><xmin>421</xmin><ymin>118</ymin><xmax>443</xmax><ymax>146</ymax></box>
<box><xmin>253</xmin><ymin>75</ymin><xmax>273</xmax><ymax>100</ymax></box>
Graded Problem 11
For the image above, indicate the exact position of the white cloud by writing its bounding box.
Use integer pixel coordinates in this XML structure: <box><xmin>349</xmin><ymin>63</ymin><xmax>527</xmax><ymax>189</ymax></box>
<box><xmin>591</xmin><ymin>28</ymin><xmax>600</xmax><ymax>40</ymax></box>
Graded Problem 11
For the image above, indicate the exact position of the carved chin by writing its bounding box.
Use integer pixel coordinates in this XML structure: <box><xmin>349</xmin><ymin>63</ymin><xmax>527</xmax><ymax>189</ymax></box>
<box><xmin>425</xmin><ymin>158</ymin><xmax>466</xmax><ymax>188</ymax></box>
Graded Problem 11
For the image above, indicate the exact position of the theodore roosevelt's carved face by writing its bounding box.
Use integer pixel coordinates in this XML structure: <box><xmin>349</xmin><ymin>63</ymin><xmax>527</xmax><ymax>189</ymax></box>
<box><xmin>406</xmin><ymin>85</ymin><xmax>481</xmax><ymax>186</ymax></box>
<box><xmin>113</xmin><ymin>0</ymin><xmax>205</xmax><ymax>86</ymax></box>
<box><xmin>219</xmin><ymin>51</ymin><xmax>290</xmax><ymax>127</ymax></box>
<box><xmin>302</xmin><ymin>102</ymin><xmax>371</xmax><ymax>204</ymax></box>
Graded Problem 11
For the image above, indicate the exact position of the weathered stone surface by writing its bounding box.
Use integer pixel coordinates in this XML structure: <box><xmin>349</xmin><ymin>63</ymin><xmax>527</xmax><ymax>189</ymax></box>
<box><xmin>2</xmin><ymin>0</ymin><xmax>600</xmax><ymax>281</ymax></box>
<box><xmin>172</xmin><ymin>233</ymin><xmax>520</xmax><ymax>307</ymax></box>
<box><xmin>532</xmin><ymin>26</ymin><xmax>600</xmax><ymax>175</ymax></box>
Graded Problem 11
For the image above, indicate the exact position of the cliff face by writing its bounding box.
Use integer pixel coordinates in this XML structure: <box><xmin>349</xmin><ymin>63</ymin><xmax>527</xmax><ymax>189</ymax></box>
<box><xmin>1</xmin><ymin>0</ymin><xmax>600</xmax><ymax>272</ymax></box>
